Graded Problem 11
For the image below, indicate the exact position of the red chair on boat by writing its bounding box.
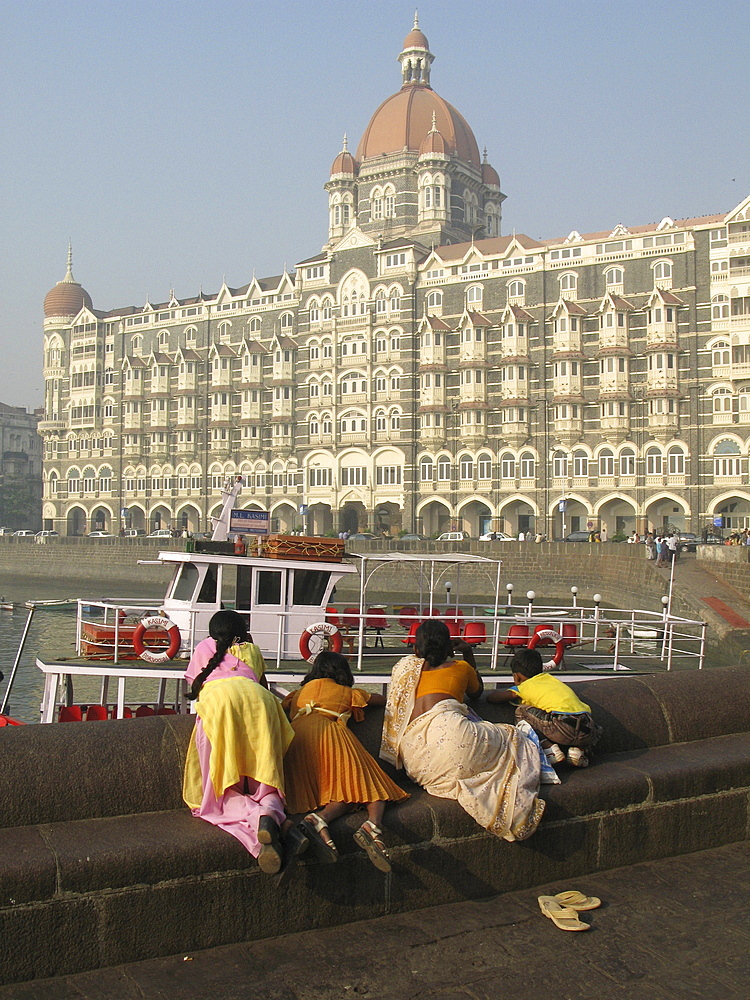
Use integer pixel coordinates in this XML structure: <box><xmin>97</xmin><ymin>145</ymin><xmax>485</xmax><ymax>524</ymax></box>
<box><xmin>58</xmin><ymin>705</ymin><xmax>83</xmax><ymax>723</ymax></box>
<box><xmin>504</xmin><ymin>624</ymin><xmax>529</xmax><ymax>647</ymax></box>
<box><xmin>444</xmin><ymin>619</ymin><xmax>461</xmax><ymax>639</ymax></box>
<box><xmin>402</xmin><ymin>621</ymin><xmax>421</xmax><ymax>645</ymax></box>
<box><xmin>422</xmin><ymin>606</ymin><xmax>441</xmax><ymax>617</ymax></box>
<box><xmin>342</xmin><ymin>607</ymin><xmax>361</xmax><ymax>632</ymax></box>
<box><xmin>462</xmin><ymin>622</ymin><xmax>487</xmax><ymax>646</ymax></box>
<box><xmin>157</xmin><ymin>706</ymin><xmax>177</xmax><ymax>715</ymax></box>
<box><xmin>85</xmin><ymin>704</ymin><xmax>108</xmax><ymax>721</ymax></box>
<box><xmin>398</xmin><ymin>606</ymin><xmax>419</xmax><ymax>630</ymax></box>
<box><xmin>444</xmin><ymin>607</ymin><xmax>464</xmax><ymax>629</ymax></box>
<box><xmin>135</xmin><ymin>705</ymin><xmax>155</xmax><ymax>717</ymax></box>
<box><xmin>365</xmin><ymin>607</ymin><xmax>388</xmax><ymax>648</ymax></box>
<box><xmin>561</xmin><ymin>623</ymin><xmax>578</xmax><ymax>647</ymax></box>
<box><xmin>325</xmin><ymin>606</ymin><xmax>342</xmax><ymax>629</ymax></box>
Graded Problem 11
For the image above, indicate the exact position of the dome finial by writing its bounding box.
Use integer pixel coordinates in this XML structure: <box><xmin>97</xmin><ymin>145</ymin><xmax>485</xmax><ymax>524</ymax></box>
<box><xmin>430</xmin><ymin>111</ymin><xmax>438</xmax><ymax>133</ymax></box>
<box><xmin>483</xmin><ymin>146</ymin><xmax>488</xmax><ymax>162</ymax></box>
<box><xmin>64</xmin><ymin>242</ymin><xmax>75</xmax><ymax>282</ymax></box>
<box><xmin>414</xmin><ymin>10</ymin><xmax>419</xmax><ymax>30</ymax></box>
<box><xmin>342</xmin><ymin>133</ymin><xmax>349</xmax><ymax>152</ymax></box>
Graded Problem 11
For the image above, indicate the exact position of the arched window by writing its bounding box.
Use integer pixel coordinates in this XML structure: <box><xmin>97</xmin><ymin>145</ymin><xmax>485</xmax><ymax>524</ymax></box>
<box><xmin>390</xmin><ymin>409</ymin><xmax>401</xmax><ymax>431</ymax></box>
<box><xmin>280</xmin><ymin>312</ymin><xmax>294</xmax><ymax>329</ymax></box>
<box><xmin>645</xmin><ymin>447</ymin><xmax>663</xmax><ymax>475</ymax></box>
<box><xmin>308</xmin><ymin>417</ymin><xmax>319</xmax><ymax>436</ymax></box>
<box><xmin>598</xmin><ymin>449</ymin><xmax>615</xmax><ymax>477</ymax></box>
<box><xmin>477</xmin><ymin>453</ymin><xmax>492</xmax><ymax>479</ymax></box>
<box><xmin>667</xmin><ymin>447</ymin><xmax>685</xmax><ymax>475</ymax></box>
<box><xmin>653</xmin><ymin>260</ymin><xmax>672</xmax><ymax>281</ymax></box>
<box><xmin>437</xmin><ymin>457</ymin><xmax>451</xmax><ymax>481</ymax></box>
<box><xmin>322</xmin><ymin>414</ymin><xmax>332</xmax><ymax>435</ymax></box>
<box><xmin>620</xmin><ymin>449</ymin><xmax>636</xmax><ymax>476</ymax></box>
<box><xmin>712</xmin><ymin>341</ymin><xmax>730</xmax><ymax>366</ymax></box>
<box><xmin>553</xmin><ymin>451</ymin><xmax>568</xmax><ymax>478</ymax></box>
<box><xmin>466</xmin><ymin>285</ymin><xmax>483</xmax><ymax>305</ymax></box>
<box><xmin>508</xmin><ymin>280</ymin><xmax>525</xmax><ymax>298</ymax></box>
<box><xmin>714</xmin><ymin>439</ymin><xmax>741</xmax><ymax>477</ymax></box>
<box><xmin>426</xmin><ymin>290</ymin><xmax>443</xmax><ymax>309</ymax></box>
<box><xmin>740</xmin><ymin>388</ymin><xmax>750</xmax><ymax>413</ymax></box>
<box><xmin>712</xmin><ymin>387</ymin><xmax>733</xmax><ymax>413</ymax></box>
<box><xmin>560</xmin><ymin>273</ymin><xmax>577</xmax><ymax>294</ymax></box>
<box><xmin>98</xmin><ymin>467</ymin><xmax>113</xmax><ymax>492</ymax></box>
<box><xmin>82</xmin><ymin>467</ymin><xmax>96</xmax><ymax>492</ymax></box>
<box><xmin>420</xmin><ymin>457</ymin><xmax>434</xmax><ymax>482</ymax></box>
<box><xmin>712</xmin><ymin>295</ymin><xmax>729</xmax><ymax>320</ymax></box>
<box><xmin>605</xmin><ymin>267</ymin><xmax>624</xmax><ymax>286</ymax></box>
<box><xmin>500</xmin><ymin>452</ymin><xmax>515</xmax><ymax>479</ymax></box>
<box><xmin>573</xmin><ymin>450</ymin><xmax>588</xmax><ymax>477</ymax></box>
<box><xmin>459</xmin><ymin>456</ymin><xmax>473</xmax><ymax>480</ymax></box>
<box><xmin>375</xmin><ymin>410</ymin><xmax>386</xmax><ymax>431</ymax></box>
<box><xmin>519</xmin><ymin>452</ymin><xmax>535</xmax><ymax>478</ymax></box>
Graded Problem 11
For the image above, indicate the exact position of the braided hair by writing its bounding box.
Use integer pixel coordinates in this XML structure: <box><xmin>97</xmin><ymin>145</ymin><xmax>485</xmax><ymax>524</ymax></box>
<box><xmin>187</xmin><ymin>610</ymin><xmax>250</xmax><ymax>701</ymax></box>
<box><xmin>301</xmin><ymin>649</ymin><xmax>354</xmax><ymax>688</ymax></box>
<box><xmin>414</xmin><ymin>619</ymin><xmax>453</xmax><ymax>667</ymax></box>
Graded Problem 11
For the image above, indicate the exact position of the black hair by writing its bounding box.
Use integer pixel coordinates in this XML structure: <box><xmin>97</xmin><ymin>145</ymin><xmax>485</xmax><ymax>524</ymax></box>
<box><xmin>301</xmin><ymin>649</ymin><xmax>354</xmax><ymax>688</ymax></box>
<box><xmin>414</xmin><ymin>619</ymin><xmax>453</xmax><ymax>667</ymax></box>
<box><xmin>187</xmin><ymin>610</ymin><xmax>250</xmax><ymax>701</ymax></box>
<box><xmin>510</xmin><ymin>646</ymin><xmax>543</xmax><ymax>678</ymax></box>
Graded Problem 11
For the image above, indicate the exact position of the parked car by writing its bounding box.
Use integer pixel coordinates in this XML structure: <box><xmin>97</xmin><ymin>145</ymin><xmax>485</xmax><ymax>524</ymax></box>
<box><xmin>677</xmin><ymin>532</ymin><xmax>700</xmax><ymax>552</ymax></box>
<box><xmin>35</xmin><ymin>530</ymin><xmax>59</xmax><ymax>538</ymax></box>
<box><xmin>563</xmin><ymin>530</ymin><xmax>592</xmax><ymax>542</ymax></box>
<box><xmin>87</xmin><ymin>530</ymin><xmax>114</xmax><ymax>538</ymax></box>
<box><xmin>437</xmin><ymin>531</ymin><xmax>471</xmax><ymax>541</ymax></box>
<box><xmin>347</xmin><ymin>532</ymin><xmax>376</xmax><ymax>541</ymax></box>
<box><xmin>122</xmin><ymin>528</ymin><xmax>146</xmax><ymax>537</ymax></box>
<box><xmin>146</xmin><ymin>529</ymin><xmax>173</xmax><ymax>538</ymax></box>
<box><xmin>478</xmin><ymin>531</ymin><xmax>515</xmax><ymax>542</ymax></box>
<box><xmin>12</xmin><ymin>530</ymin><xmax>35</xmax><ymax>537</ymax></box>
<box><xmin>398</xmin><ymin>533</ymin><xmax>426</xmax><ymax>541</ymax></box>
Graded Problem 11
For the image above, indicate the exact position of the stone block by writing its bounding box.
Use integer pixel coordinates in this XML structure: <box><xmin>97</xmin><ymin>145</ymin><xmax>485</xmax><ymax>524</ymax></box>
<box><xmin>540</xmin><ymin>758</ymin><xmax>650</xmax><ymax>821</ymax></box>
<box><xmin>0</xmin><ymin>898</ymin><xmax>100</xmax><ymax>985</ymax></box>
<box><xmin>618</xmin><ymin>733</ymin><xmax>750</xmax><ymax>802</ymax></box>
<box><xmin>597</xmin><ymin>792</ymin><xmax>750</xmax><ymax>870</ymax></box>
<box><xmin>0</xmin><ymin>828</ymin><xmax>56</xmax><ymax>906</ymax></box>
<box><xmin>47</xmin><ymin>810</ymin><xmax>252</xmax><ymax>895</ymax></box>
<box><xmin>568</xmin><ymin>676</ymin><xmax>671</xmax><ymax>753</ymax></box>
<box><xmin>641</xmin><ymin>665</ymin><xmax>750</xmax><ymax>743</ymax></box>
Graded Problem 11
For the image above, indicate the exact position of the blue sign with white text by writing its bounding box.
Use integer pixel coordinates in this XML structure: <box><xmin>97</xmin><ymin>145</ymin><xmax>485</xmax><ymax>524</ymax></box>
<box><xmin>230</xmin><ymin>509</ymin><xmax>270</xmax><ymax>535</ymax></box>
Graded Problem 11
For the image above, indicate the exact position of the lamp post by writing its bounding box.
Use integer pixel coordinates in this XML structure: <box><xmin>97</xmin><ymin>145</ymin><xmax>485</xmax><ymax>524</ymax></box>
<box><xmin>445</xmin><ymin>580</ymin><xmax>452</xmax><ymax>609</ymax></box>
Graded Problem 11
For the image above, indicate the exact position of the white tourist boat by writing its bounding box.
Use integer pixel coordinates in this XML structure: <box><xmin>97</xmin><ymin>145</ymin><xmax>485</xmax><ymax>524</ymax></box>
<box><xmin>0</xmin><ymin>478</ymin><xmax>708</xmax><ymax>725</ymax></box>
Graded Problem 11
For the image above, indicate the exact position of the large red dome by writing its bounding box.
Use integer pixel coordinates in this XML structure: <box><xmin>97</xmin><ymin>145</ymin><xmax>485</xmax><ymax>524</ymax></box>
<box><xmin>355</xmin><ymin>84</ymin><xmax>481</xmax><ymax>168</ymax></box>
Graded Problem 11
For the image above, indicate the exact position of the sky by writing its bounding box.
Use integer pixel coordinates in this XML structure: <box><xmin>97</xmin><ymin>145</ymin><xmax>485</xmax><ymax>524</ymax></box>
<box><xmin>1</xmin><ymin>0</ymin><xmax>748</xmax><ymax>410</ymax></box>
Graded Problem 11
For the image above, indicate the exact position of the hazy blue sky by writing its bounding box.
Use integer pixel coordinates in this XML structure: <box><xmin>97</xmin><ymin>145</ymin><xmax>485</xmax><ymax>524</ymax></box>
<box><xmin>1</xmin><ymin>0</ymin><xmax>747</xmax><ymax>409</ymax></box>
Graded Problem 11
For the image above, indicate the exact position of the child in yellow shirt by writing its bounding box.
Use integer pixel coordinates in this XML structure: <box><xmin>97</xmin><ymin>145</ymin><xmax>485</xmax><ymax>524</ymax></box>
<box><xmin>487</xmin><ymin>647</ymin><xmax>602</xmax><ymax>767</ymax></box>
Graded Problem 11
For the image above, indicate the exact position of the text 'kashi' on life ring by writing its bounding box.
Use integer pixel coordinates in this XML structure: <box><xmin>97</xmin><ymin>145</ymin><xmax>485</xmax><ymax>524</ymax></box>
<box><xmin>299</xmin><ymin>621</ymin><xmax>344</xmax><ymax>662</ymax></box>
<box><xmin>527</xmin><ymin>626</ymin><xmax>566</xmax><ymax>671</ymax></box>
<box><xmin>133</xmin><ymin>615</ymin><xmax>182</xmax><ymax>663</ymax></box>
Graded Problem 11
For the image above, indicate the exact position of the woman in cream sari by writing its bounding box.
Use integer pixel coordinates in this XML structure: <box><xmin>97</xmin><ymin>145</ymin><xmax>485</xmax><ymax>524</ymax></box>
<box><xmin>380</xmin><ymin>620</ymin><xmax>544</xmax><ymax>842</ymax></box>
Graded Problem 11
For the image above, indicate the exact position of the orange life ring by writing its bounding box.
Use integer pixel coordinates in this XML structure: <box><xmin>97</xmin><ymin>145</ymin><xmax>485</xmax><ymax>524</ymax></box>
<box><xmin>133</xmin><ymin>615</ymin><xmax>182</xmax><ymax>663</ymax></box>
<box><xmin>299</xmin><ymin>621</ymin><xmax>343</xmax><ymax>662</ymax></box>
<box><xmin>527</xmin><ymin>626</ymin><xmax>566</xmax><ymax>670</ymax></box>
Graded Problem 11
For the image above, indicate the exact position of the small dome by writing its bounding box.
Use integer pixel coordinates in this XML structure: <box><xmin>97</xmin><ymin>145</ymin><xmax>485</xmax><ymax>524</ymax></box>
<box><xmin>419</xmin><ymin>115</ymin><xmax>448</xmax><ymax>157</ymax></box>
<box><xmin>44</xmin><ymin>249</ymin><xmax>92</xmax><ymax>319</ymax></box>
<box><xmin>403</xmin><ymin>26</ymin><xmax>429</xmax><ymax>50</ymax></box>
<box><xmin>482</xmin><ymin>160</ymin><xmax>501</xmax><ymax>188</ymax></box>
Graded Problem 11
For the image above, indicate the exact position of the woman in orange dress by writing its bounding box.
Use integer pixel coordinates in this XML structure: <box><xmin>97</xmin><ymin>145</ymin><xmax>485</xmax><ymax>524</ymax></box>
<box><xmin>282</xmin><ymin>650</ymin><xmax>408</xmax><ymax>871</ymax></box>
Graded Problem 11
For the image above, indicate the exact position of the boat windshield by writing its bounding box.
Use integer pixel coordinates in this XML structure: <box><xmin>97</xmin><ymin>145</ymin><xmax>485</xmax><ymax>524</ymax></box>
<box><xmin>291</xmin><ymin>569</ymin><xmax>331</xmax><ymax>607</ymax></box>
<box><xmin>170</xmin><ymin>563</ymin><xmax>218</xmax><ymax>604</ymax></box>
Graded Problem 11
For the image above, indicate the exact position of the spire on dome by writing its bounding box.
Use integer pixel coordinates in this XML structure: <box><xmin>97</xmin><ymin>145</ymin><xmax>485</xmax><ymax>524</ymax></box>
<box><xmin>64</xmin><ymin>243</ymin><xmax>75</xmax><ymax>283</ymax></box>
<box><xmin>400</xmin><ymin>14</ymin><xmax>433</xmax><ymax>87</ymax></box>
<box><xmin>342</xmin><ymin>133</ymin><xmax>348</xmax><ymax>152</ymax></box>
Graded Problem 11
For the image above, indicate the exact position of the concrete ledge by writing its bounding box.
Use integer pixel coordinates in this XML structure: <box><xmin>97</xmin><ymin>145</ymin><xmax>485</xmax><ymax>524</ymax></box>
<box><xmin>0</xmin><ymin>666</ymin><xmax>749</xmax><ymax>985</ymax></box>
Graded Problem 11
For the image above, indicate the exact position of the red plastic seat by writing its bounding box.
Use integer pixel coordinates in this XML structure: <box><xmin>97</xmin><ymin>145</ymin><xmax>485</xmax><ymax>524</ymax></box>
<box><xmin>463</xmin><ymin>622</ymin><xmax>487</xmax><ymax>646</ymax></box>
<box><xmin>561</xmin><ymin>623</ymin><xmax>578</xmax><ymax>647</ymax></box>
<box><xmin>58</xmin><ymin>705</ymin><xmax>83</xmax><ymax>723</ymax></box>
<box><xmin>397</xmin><ymin>606</ymin><xmax>419</xmax><ymax>630</ymax></box>
<box><xmin>135</xmin><ymin>705</ymin><xmax>155</xmax><ymax>717</ymax></box>
<box><xmin>325</xmin><ymin>606</ymin><xmax>342</xmax><ymax>629</ymax></box>
<box><xmin>156</xmin><ymin>706</ymin><xmax>177</xmax><ymax>715</ymax></box>
<box><xmin>422</xmin><ymin>606</ymin><xmax>441</xmax><ymax>617</ymax></box>
<box><xmin>444</xmin><ymin>607</ymin><xmax>464</xmax><ymax>629</ymax></box>
<box><xmin>342</xmin><ymin>607</ymin><xmax>361</xmax><ymax>632</ymax></box>
<box><xmin>402</xmin><ymin>621</ymin><xmax>421</xmax><ymax>645</ymax></box>
<box><xmin>504</xmin><ymin>624</ymin><xmax>529</xmax><ymax>647</ymax></box>
<box><xmin>365</xmin><ymin>607</ymin><xmax>388</xmax><ymax>649</ymax></box>
<box><xmin>85</xmin><ymin>704</ymin><xmax>108</xmax><ymax>721</ymax></box>
<box><xmin>444</xmin><ymin>618</ymin><xmax>461</xmax><ymax>639</ymax></box>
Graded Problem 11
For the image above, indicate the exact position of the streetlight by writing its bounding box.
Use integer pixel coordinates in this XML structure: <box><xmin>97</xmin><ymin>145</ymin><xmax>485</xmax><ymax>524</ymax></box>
<box><xmin>445</xmin><ymin>580</ymin><xmax>453</xmax><ymax>608</ymax></box>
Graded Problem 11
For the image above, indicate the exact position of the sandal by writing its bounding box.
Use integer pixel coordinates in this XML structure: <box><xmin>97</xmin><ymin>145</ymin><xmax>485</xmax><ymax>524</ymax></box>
<box><xmin>257</xmin><ymin>816</ymin><xmax>283</xmax><ymax>874</ymax></box>
<box><xmin>353</xmin><ymin>819</ymin><xmax>392</xmax><ymax>873</ymax></box>
<box><xmin>538</xmin><ymin>895</ymin><xmax>590</xmax><ymax>931</ymax></box>
<box><xmin>299</xmin><ymin>812</ymin><xmax>338</xmax><ymax>863</ymax></box>
<box><xmin>554</xmin><ymin>890</ymin><xmax>601</xmax><ymax>911</ymax></box>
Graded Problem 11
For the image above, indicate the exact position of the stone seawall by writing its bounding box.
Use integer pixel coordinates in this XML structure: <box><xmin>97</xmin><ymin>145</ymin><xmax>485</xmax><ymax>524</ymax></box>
<box><xmin>0</xmin><ymin>538</ymin><xmax>671</xmax><ymax>609</ymax></box>
<box><xmin>698</xmin><ymin>544</ymin><xmax>750</xmax><ymax>599</ymax></box>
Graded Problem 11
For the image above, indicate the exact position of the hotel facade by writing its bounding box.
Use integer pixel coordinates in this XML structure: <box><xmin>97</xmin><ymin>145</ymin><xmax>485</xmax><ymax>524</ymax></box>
<box><xmin>40</xmin><ymin>20</ymin><xmax>750</xmax><ymax>540</ymax></box>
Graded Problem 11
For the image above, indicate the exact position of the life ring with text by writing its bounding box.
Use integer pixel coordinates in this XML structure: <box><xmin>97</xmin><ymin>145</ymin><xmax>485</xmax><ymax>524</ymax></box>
<box><xmin>133</xmin><ymin>615</ymin><xmax>182</xmax><ymax>663</ymax></box>
<box><xmin>299</xmin><ymin>621</ymin><xmax>343</xmax><ymax>662</ymax></box>
<box><xmin>527</xmin><ymin>627</ymin><xmax>566</xmax><ymax>671</ymax></box>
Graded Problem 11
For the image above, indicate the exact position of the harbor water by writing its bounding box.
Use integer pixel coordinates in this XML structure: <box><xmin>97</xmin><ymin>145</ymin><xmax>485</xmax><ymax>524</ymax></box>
<box><xmin>0</xmin><ymin>577</ymin><xmax>165</xmax><ymax>724</ymax></box>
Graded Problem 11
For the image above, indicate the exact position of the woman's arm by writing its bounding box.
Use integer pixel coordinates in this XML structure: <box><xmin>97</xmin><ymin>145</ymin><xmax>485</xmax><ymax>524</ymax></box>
<box><xmin>452</xmin><ymin>637</ymin><xmax>476</xmax><ymax>669</ymax></box>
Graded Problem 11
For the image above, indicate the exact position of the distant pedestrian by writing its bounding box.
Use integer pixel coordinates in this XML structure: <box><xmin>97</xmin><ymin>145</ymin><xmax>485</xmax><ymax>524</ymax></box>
<box><xmin>655</xmin><ymin>535</ymin><xmax>665</xmax><ymax>567</ymax></box>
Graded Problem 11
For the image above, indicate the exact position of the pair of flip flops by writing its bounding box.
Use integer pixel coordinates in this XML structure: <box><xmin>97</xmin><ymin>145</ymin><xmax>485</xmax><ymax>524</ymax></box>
<box><xmin>538</xmin><ymin>891</ymin><xmax>601</xmax><ymax>931</ymax></box>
